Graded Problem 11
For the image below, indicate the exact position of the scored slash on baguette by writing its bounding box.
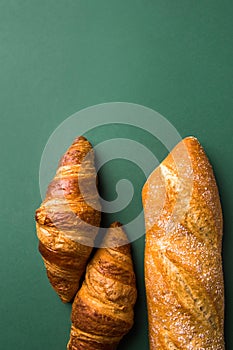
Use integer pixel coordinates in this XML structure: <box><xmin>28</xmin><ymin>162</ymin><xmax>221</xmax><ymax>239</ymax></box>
<box><xmin>35</xmin><ymin>136</ymin><xmax>101</xmax><ymax>303</ymax></box>
<box><xmin>142</xmin><ymin>136</ymin><xmax>224</xmax><ymax>349</ymax></box>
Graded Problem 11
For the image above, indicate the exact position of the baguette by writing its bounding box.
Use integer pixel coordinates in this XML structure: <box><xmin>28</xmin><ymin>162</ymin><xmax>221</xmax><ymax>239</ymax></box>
<box><xmin>142</xmin><ymin>136</ymin><xmax>224</xmax><ymax>349</ymax></box>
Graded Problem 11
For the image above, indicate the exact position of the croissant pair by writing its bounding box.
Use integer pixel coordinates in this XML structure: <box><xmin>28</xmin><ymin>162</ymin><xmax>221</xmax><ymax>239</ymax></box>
<box><xmin>35</xmin><ymin>136</ymin><xmax>137</xmax><ymax>350</ymax></box>
<box><xmin>35</xmin><ymin>136</ymin><xmax>224</xmax><ymax>349</ymax></box>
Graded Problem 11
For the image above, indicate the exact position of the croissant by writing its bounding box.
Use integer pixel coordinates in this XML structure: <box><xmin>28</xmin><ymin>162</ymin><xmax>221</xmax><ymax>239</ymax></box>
<box><xmin>67</xmin><ymin>222</ymin><xmax>137</xmax><ymax>350</ymax></box>
<box><xmin>35</xmin><ymin>136</ymin><xmax>101</xmax><ymax>303</ymax></box>
<box><xmin>142</xmin><ymin>136</ymin><xmax>224</xmax><ymax>349</ymax></box>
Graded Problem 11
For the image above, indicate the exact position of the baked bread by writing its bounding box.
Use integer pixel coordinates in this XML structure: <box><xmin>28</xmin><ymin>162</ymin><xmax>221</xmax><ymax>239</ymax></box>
<box><xmin>67</xmin><ymin>222</ymin><xmax>137</xmax><ymax>350</ymax></box>
<box><xmin>35</xmin><ymin>136</ymin><xmax>101</xmax><ymax>303</ymax></box>
<box><xmin>142</xmin><ymin>136</ymin><xmax>224</xmax><ymax>349</ymax></box>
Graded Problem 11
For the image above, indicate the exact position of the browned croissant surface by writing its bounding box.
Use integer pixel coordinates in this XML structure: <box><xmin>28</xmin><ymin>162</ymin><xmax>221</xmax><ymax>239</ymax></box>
<box><xmin>142</xmin><ymin>137</ymin><xmax>224</xmax><ymax>349</ymax></box>
<box><xmin>67</xmin><ymin>222</ymin><xmax>137</xmax><ymax>350</ymax></box>
<box><xmin>35</xmin><ymin>136</ymin><xmax>101</xmax><ymax>303</ymax></box>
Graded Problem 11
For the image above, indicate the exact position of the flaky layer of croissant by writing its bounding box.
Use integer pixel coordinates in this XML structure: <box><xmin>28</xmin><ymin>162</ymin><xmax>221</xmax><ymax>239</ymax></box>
<box><xmin>35</xmin><ymin>136</ymin><xmax>101</xmax><ymax>303</ymax></box>
<box><xmin>67</xmin><ymin>222</ymin><xmax>137</xmax><ymax>350</ymax></box>
<box><xmin>142</xmin><ymin>137</ymin><xmax>224</xmax><ymax>349</ymax></box>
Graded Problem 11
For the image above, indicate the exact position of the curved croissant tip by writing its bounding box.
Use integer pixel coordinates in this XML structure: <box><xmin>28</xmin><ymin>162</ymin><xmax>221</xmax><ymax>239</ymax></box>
<box><xmin>104</xmin><ymin>222</ymin><xmax>129</xmax><ymax>248</ymax></box>
<box><xmin>110</xmin><ymin>221</ymin><xmax>122</xmax><ymax>228</ymax></box>
<box><xmin>73</xmin><ymin>135</ymin><xmax>88</xmax><ymax>143</ymax></box>
<box><xmin>71</xmin><ymin>136</ymin><xmax>93</xmax><ymax>148</ymax></box>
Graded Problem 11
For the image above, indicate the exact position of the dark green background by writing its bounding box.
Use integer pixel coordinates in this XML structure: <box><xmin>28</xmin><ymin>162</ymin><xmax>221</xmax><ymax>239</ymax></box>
<box><xmin>0</xmin><ymin>1</ymin><xmax>232</xmax><ymax>349</ymax></box>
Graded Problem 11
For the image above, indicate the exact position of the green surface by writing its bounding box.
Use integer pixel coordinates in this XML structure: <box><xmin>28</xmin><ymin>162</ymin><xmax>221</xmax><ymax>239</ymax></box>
<box><xmin>0</xmin><ymin>1</ymin><xmax>232</xmax><ymax>349</ymax></box>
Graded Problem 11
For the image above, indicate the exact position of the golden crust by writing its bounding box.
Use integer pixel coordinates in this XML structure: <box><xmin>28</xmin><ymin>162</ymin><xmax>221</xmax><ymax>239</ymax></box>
<box><xmin>35</xmin><ymin>136</ymin><xmax>101</xmax><ymax>303</ymax></box>
<box><xmin>67</xmin><ymin>222</ymin><xmax>137</xmax><ymax>350</ymax></box>
<box><xmin>142</xmin><ymin>137</ymin><xmax>224</xmax><ymax>349</ymax></box>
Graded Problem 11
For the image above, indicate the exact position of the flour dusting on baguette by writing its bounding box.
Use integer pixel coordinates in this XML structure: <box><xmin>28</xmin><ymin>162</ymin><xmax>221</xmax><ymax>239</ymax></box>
<box><xmin>143</xmin><ymin>136</ymin><xmax>224</xmax><ymax>349</ymax></box>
